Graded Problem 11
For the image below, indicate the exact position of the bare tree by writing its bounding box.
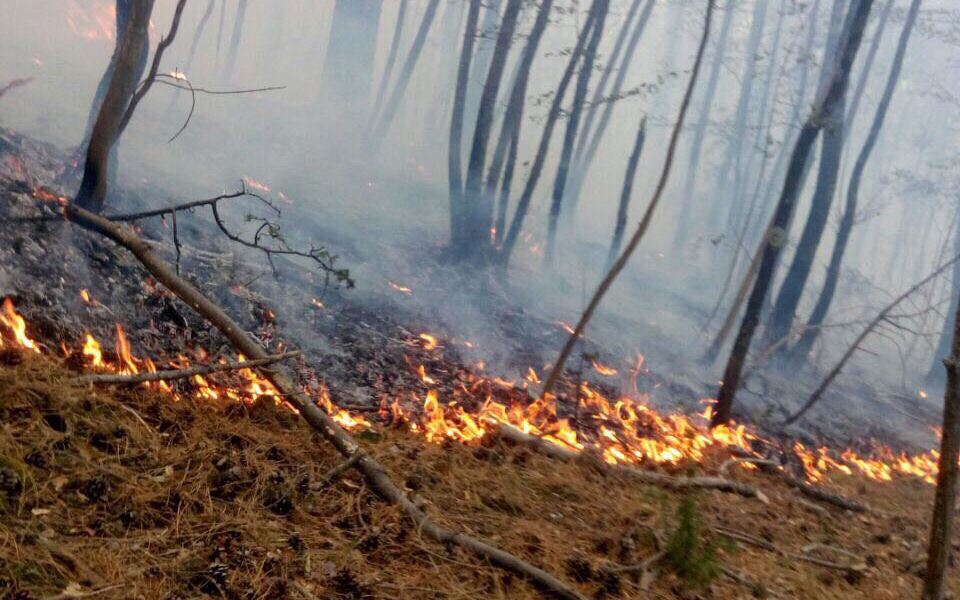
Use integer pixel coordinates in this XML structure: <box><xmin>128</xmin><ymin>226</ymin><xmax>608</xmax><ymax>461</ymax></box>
<box><xmin>711</xmin><ymin>0</ymin><xmax>874</xmax><ymax>428</ymax></box>
<box><xmin>606</xmin><ymin>116</ymin><xmax>647</xmax><ymax>269</ymax></box>
<box><xmin>319</xmin><ymin>0</ymin><xmax>384</xmax><ymax>122</ymax></box>
<box><xmin>223</xmin><ymin>0</ymin><xmax>249</xmax><ymax>80</ymax></box>
<box><xmin>371</xmin><ymin>0</ymin><xmax>410</xmax><ymax>123</ymax></box>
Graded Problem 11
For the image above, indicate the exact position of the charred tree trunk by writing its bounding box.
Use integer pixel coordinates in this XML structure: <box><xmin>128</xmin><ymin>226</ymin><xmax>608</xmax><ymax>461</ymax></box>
<box><xmin>448</xmin><ymin>0</ymin><xmax>483</xmax><ymax>247</ymax></box>
<box><xmin>923</xmin><ymin>275</ymin><xmax>960</xmax><ymax>600</ymax></box>
<box><xmin>76</xmin><ymin>0</ymin><xmax>154</xmax><ymax>214</ymax></box>
<box><xmin>371</xmin><ymin>0</ymin><xmax>410</xmax><ymax>123</ymax></box>
<box><xmin>320</xmin><ymin>0</ymin><xmax>383</xmax><ymax>123</ymax></box>
<box><xmin>790</xmin><ymin>0</ymin><xmax>920</xmax><ymax>367</ymax></box>
<box><xmin>464</xmin><ymin>0</ymin><xmax>504</xmax><ymax>147</ymax></box>
<box><xmin>499</xmin><ymin>6</ymin><xmax>601</xmax><ymax>267</ymax></box>
<box><xmin>83</xmin><ymin>1</ymin><xmax>135</xmax><ymax>145</ymax></box>
<box><xmin>494</xmin><ymin>123</ymin><xmax>520</xmax><ymax>246</ymax></box>
<box><xmin>370</xmin><ymin>0</ymin><xmax>441</xmax><ymax>142</ymax></box>
<box><xmin>564</xmin><ymin>0</ymin><xmax>655</xmax><ymax>222</ymax></box>
<box><xmin>543</xmin><ymin>0</ymin><xmax>611</xmax><ymax>267</ymax></box>
<box><xmin>458</xmin><ymin>0</ymin><xmax>523</xmax><ymax>260</ymax></box>
<box><xmin>711</xmin><ymin>0</ymin><xmax>874</xmax><ymax>428</ymax></box>
<box><xmin>606</xmin><ymin>116</ymin><xmax>647</xmax><ymax>269</ymax></box>
<box><xmin>223</xmin><ymin>0</ymin><xmax>248</xmax><ymax>80</ymax></box>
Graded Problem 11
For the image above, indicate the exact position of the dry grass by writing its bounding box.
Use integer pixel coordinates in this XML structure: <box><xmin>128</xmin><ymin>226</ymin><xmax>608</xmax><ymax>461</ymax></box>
<box><xmin>0</xmin><ymin>351</ymin><xmax>956</xmax><ymax>599</ymax></box>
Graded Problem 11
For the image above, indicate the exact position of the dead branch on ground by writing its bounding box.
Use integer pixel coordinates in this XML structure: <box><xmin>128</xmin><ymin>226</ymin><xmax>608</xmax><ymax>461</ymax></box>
<box><xmin>75</xmin><ymin>351</ymin><xmax>299</xmax><ymax>385</ymax></box>
<box><xmin>57</xmin><ymin>200</ymin><xmax>587</xmax><ymax>600</ymax></box>
<box><xmin>712</xmin><ymin>525</ymin><xmax>866</xmax><ymax>573</ymax></box>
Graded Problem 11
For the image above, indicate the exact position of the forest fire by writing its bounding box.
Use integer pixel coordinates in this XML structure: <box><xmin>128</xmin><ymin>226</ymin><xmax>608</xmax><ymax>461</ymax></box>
<box><xmin>0</xmin><ymin>298</ymin><xmax>942</xmax><ymax>488</ymax></box>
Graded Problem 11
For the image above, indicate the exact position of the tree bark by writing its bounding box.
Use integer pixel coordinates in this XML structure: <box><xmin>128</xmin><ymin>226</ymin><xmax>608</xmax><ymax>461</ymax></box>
<box><xmin>540</xmin><ymin>0</ymin><xmax>716</xmax><ymax>399</ymax></box>
<box><xmin>459</xmin><ymin>0</ymin><xmax>524</xmax><ymax>260</ymax></box>
<box><xmin>606</xmin><ymin>116</ymin><xmax>647</xmax><ymax>269</ymax></box>
<box><xmin>448</xmin><ymin>0</ymin><xmax>483</xmax><ymax>246</ymax></box>
<box><xmin>923</xmin><ymin>257</ymin><xmax>960</xmax><ymax>600</ymax></box>
<box><xmin>543</xmin><ymin>0</ymin><xmax>611</xmax><ymax>267</ymax></box>
<box><xmin>370</xmin><ymin>0</ymin><xmax>441</xmax><ymax>142</ymax></box>
<box><xmin>789</xmin><ymin>0</ymin><xmax>920</xmax><ymax>367</ymax></box>
<box><xmin>711</xmin><ymin>0</ymin><xmax>874</xmax><ymax>428</ymax></box>
<box><xmin>76</xmin><ymin>0</ymin><xmax>154</xmax><ymax>214</ymax></box>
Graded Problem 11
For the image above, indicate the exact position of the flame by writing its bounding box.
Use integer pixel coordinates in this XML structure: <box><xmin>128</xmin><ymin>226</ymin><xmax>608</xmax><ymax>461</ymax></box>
<box><xmin>311</xmin><ymin>298</ymin><xmax>324</xmax><ymax>310</ymax></box>
<box><xmin>0</xmin><ymin>299</ymin><xmax>39</xmax><ymax>352</ymax></box>
<box><xmin>419</xmin><ymin>333</ymin><xmax>439</xmax><ymax>351</ymax></box>
<box><xmin>66</xmin><ymin>1</ymin><xmax>116</xmax><ymax>42</ymax></box>
<box><xmin>592</xmin><ymin>360</ymin><xmax>617</xmax><ymax>376</ymax></box>
<box><xmin>388</xmin><ymin>281</ymin><xmax>413</xmax><ymax>295</ymax></box>
<box><xmin>242</xmin><ymin>176</ymin><xmax>271</xmax><ymax>193</ymax></box>
<box><xmin>0</xmin><ymin>298</ymin><xmax>946</xmax><ymax>488</ymax></box>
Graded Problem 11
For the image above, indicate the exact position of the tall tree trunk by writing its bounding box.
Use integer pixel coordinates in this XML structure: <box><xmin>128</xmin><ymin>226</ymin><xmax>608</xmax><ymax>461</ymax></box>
<box><xmin>223</xmin><ymin>0</ymin><xmax>248</xmax><ymax>80</ymax></box>
<box><xmin>371</xmin><ymin>0</ymin><xmax>410</xmax><ymax>124</ymax></box>
<box><xmin>463</xmin><ymin>0</ymin><xmax>504</xmax><ymax>148</ymax></box>
<box><xmin>543</xmin><ymin>0</ymin><xmax>611</xmax><ymax>267</ymax></box>
<box><xmin>765</xmin><ymin>93</ymin><xmax>847</xmax><ymax>351</ymax></box>
<box><xmin>370</xmin><ymin>0</ymin><xmax>441</xmax><ymax>141</ymax></box>
<box><xmin>76</xmin><ymin>0</ymin><xmax>154</xmax><ymax>214</ymax></box>
<box><xmin>448</xmin><ymin>0</ymin><xmax>483</xmax><ymax>247</ymax></box>
<box><xmin>320</xmin><ymin>0</ymin><xmax>384</xmax><ymax>123</ymax></box>
<box><xmin>789</xmin><ymin>0</ymin><xmax>920</xmax><ymax>367</ymax></box>
<box><xmin>845</xmin><ymin>0</ymin><xmax>895</xmax><ymax>128</ymax></box>
<box><xmin>215</xmin><ymin>0</ymin><xmax>226</xmax><ymax>68</ymax></box>
<box><xmin>606</xmin><ymin>116</ymin><xmax>647</xmax><ymax>269</ymax></box>
<box><xmin>564</xmin><ymin>0</ymin><xmax>655</xmax><ymax>222</ymax></box>
<box><xmin>82</xmin><ymin>1</ymin><xmax>137</xmax><ymax>148</ymax></box>
<box><xmin>458</xmin><ymin>0</ymin><xmax>524</xmax><ymax>260</ymax></box>
<box><xmin>486</xmin><ymin>0</ymin><xmax>557</xmax><ymax>247</ymax></box>
<box><xmin>673</xmin><ymin>0</ymin><xmax>736</xmax><ymax>252</ymax></box>
<box><xmin>499</xmin><ymin>6</ymin><xmax>601</xmax><ymax>267</ymax></box>
<box><xmin>923</xmin><ymin>270</ymin><xmax>960</xmax><ymax>600</ymax></box>
<box><xmin>711</xmin><ymin>0</ymin><xmax>874</xmax><ymax>428</ymax></box>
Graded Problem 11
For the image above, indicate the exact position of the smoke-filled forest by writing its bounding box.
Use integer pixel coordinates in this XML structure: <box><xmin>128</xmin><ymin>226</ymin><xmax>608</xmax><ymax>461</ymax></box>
<box><xmin>2</xmin><ymin>0</ymin><xmax>960</xmax><ymax>598</ymax></box>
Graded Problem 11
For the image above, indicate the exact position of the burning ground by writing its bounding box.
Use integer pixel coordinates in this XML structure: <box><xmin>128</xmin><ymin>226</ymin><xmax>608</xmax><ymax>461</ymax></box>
<box><xmin>0</xmin><ymin>128</ymin><xmax>958</xmax><ymax>598</ymax></box>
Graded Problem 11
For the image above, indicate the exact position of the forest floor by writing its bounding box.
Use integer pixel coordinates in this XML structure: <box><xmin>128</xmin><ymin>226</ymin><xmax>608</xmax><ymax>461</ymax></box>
<box><xmin>0</xmin><ymin>127</ymin><xmax>956</xmax><ymax>599</ymax></box>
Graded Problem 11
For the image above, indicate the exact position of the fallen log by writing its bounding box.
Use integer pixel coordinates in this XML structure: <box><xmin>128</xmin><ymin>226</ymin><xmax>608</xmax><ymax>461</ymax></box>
<box><xmin>75</xmin><ymin>351</ymin><xmax>299</xmax><ymax>385</ymax></box>
<box><xmin>59</xmin><ymin>200</ymin><xmax>587</xmax><ymax>600</ymax></box>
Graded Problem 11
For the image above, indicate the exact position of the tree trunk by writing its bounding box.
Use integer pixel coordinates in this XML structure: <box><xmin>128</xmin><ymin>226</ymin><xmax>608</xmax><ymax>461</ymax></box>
<box><xmin>370</xmin><ymin>0</ymin><xmax>441</xmax><ymax>142</ymax></box>
<box><xmin>223</xmin><ymin>0</ymin><xmax>248</xmax><ymax>80</ymax></box>
<box><xmin>488</xmin><ymin>0</ymin><xmax>557</xmax><ymax>246</ymax></box>
<box><xmin>765</xmin><ymin>93</ymin><xmax>847</xmax><ymax>352</ymax></box>
<box><xmin>711</xmin><ymin>0</ymin><xmax>874</xmax><ymax>428</ymax></box>
<box><xmin>319</xmin><ymin>0</ymin><xmax>383</xmax><ymax>122</ymax></box>
<box><xmin>463</xmin><ymin>0</ymin><xmax>503</xmax><ymax>147</ymax></box>
<box><xmin>543</xmin><ymin>0</ymin><xmax>611</xmax><ymax>267</ymax></box>
<box><xmin>215</xmin><ymin>0</ymin><xmax>226</xmax><ymax>67</ymax></box>
<box><xmin>606</xmin><ymin>116</ymin><xmax>647</xmax><ymax>269</ymax></box>
<box><xmin>371</xmin><ymin>0</ymin><xmax>410</xmax><ymax>124</ymax></box>
<box><xmin>499</xmin><ymin>5</ymin><xmax>601</xmax><ymax>267</ymax></box>
<box><xmin>76</xmin><ymin>0</ymin><xmax>154</xmax><ymax>214</ymax></box>
<box><xmin>923</xmin><ymin>265</ymin><xmax>960</xmax><ymax>600</ymax></box>
<box><xmin>458</xmin><ymin>0</ymin><xmax>524</xmax><ymax>260</ymax></box>
<box><xmin>789</xmin><ymin>0</ymin><xmax>920</xmax><ymax>367</ymax></box>
<box><xmin>673</xmin><ymin>0</ymin><xmax>736</xmax><ymax>253</ymax></box>
<box><xmin>448</xmin><ymin>0</ymin><xmax>483</xmax><ymax>246</ymax></box>
<box><xmin>564</xmin><ymin>0</ymin><xmax>655</xmax><ymax>223</ymax></box>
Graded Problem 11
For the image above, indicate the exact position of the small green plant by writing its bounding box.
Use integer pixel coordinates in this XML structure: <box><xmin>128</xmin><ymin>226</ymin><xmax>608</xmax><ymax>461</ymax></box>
<box><xmin>665</xmin><ymin>495</ymin><xmax>720</xmax><ymax>588</ymax></box>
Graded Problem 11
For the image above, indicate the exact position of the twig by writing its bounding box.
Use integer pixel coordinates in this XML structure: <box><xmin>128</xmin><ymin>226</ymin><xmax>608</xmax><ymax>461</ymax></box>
<box><xmin>74</xmin><ymin>351</ymin><xmax>300</xmax><ymax>385</ymax></box>
<box><xmin>0</xmin><ymin>77</ymin><xmax>33</xmax><ymax>100</ymax></box>
<box><xmin>43</xmin><ymin>584</ymin><xmax>123</xmax><ymax>600</ymax></box>
<box><xmin>311</xmin><ymin>454</ymin><xmax>362</xmax><ymax>490</ymax></box>
<box><xmin>606</xmin><ymin>550</ymin><xmax>665</xmax><ymax>574</ymax></box>
<box><xmin>60</xmin><ymin>201</ymin><xmax>587</xmax><ymax>600</ymax></box>
<box><xmin>713</xmin><ymin>526</ymin><xmax>865</xmax><ymax>572</ymax></box>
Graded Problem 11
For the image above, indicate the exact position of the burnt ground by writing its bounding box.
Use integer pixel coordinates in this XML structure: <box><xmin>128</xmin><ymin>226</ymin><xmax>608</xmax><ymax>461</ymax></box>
<box><xmin>0</xmin><ymin>126</ymin><xmax>956</xmax><ymax>598</ymax></box>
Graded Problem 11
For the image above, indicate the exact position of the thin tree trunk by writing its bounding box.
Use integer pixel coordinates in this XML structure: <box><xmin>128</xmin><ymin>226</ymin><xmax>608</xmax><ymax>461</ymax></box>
<box><xmin>459</xmin><ymin>0</ymin><xmax>524</xmax><ymax>259</ymax></box>
<box><xmin>370</xmin><ymin>0</ymin><xmax>442</xmax><ymax>142</ymax></box>
<box><xmin>499</xmin><ymin>7</ymin><xmax>601</xmax><ymax>267</ymax></box>
<box><xmin>564</xmin><ymin>0</ymin><xmax>655</xmax><ymax>222</ymax></box>
<box><xmin>484</xmin><ymin>0</ymin><xmax>556</xmax><ymax>246</ymax></box>
<box><xmin>673</xmin><ymin>0</ymin><xmax>736</xmax><ymax>252</ymax></box>
<box><xmin>76</xmin><ymin>1</ymin><xmax>154</xmax><ymax>214</ymax></box>
<box><xmin>845</xmin><ymin>0</ymin><xmax>895</xmax><ymax>128</ymax></box>
<box><xmin>543</xmin><ymin>0</ymin><xmax>611</xmax><ymax>267</ymax></box>
<box><xmin>711</xmin><ymin>0</ymin><xmax>874</xmax><ymax>428</ymax></box>
<box><xmin>606</xmin><ymin>116</ymin><xmax>647</xmax><ymax>269</ymax></box>
<box><xmin>448</xmin><ymin>0</ymin><xmax>483</xmax><ymax>246</ymax></box>
<box><xmin>223</xmin><ymin>0</ymin><xmax>248</xmax><ymax>80</ymax></box>
<box><xmin>215</xmin><ymin>0</ymin><xmax>226</xmax><ymax>68</ymax></box>
<box><xmin>789</xmin><ymin>0</ymin><xmax>920</xmax><ymax>366</ymax></box>
<box><xmin>320</xmin><ymin>0</ymin><xmax>384</xmax><ymax>122</ymax></box>
<box><xmin>371</xmin><ymin>0</ymin><xmax>410</xmax><ymax>124</ymax></box>
<box><xmin>923</xmin><ymin>263</ymin><xmax>960</xmax><ymax>600</ymax></box>
<box><xmin>463</xmin><ymin>0</ymin><xmax>504</xmax><ymax>147</ymax></box>
<box><xmin>539</xmin><ymin>0</ymin><xmax>716</xmax><ymax>399</ymax></box>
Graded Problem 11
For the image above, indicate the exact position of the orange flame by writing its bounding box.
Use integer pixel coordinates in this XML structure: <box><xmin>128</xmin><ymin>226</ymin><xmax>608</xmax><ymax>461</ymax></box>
<box><xmin>0</xmin><ymin>299</ymin><xmax>39</xmax><ymax>352</ymax></box>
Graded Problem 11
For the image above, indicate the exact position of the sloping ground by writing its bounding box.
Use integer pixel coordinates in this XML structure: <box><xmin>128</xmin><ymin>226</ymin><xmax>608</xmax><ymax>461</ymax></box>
<box><xmin>0</xmin><ymin>352</ymin><xmax>953</xmax><ymax>600</ymax></box>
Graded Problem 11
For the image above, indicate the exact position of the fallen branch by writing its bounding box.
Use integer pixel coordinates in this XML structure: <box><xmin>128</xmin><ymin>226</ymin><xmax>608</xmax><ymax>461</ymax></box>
<box><xmin>59</xmin><ymin>201</ymin><xmax>586</xmax><ymax>600</ymax></box>
<box><xmin>75</xmin><ymin>351</ymin><xmax>299</xmax><ymax>385</ymax></box>
<box><xmin>712</xmin><ymin>525</ymin><xmax>866</xmax><ymax>573</ymax></box>
<box><xmin>496</xmin><ymin>423</ymin><xmax>768</xmax><ymax>502</ymax></box>
<box><xmin>311</xmin><ymin>454</ymin><xmax>361</xmax><ymax>490</ymax></box>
